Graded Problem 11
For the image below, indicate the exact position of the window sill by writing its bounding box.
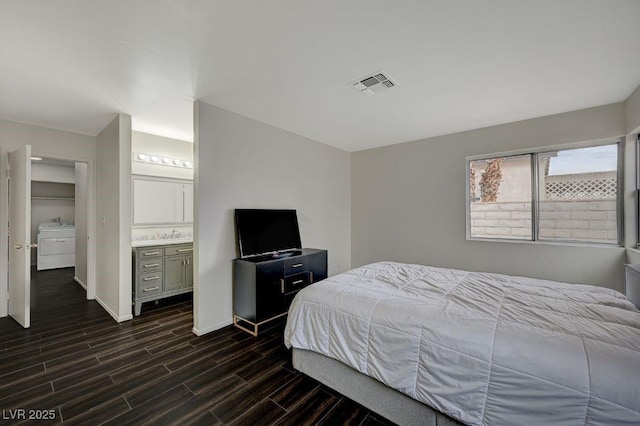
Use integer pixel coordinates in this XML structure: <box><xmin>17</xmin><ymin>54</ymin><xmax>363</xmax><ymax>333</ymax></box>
<box><xmin>466</xmin><ymin>237</ymin><xmax>624</xmax><ymax>249</ymax></box>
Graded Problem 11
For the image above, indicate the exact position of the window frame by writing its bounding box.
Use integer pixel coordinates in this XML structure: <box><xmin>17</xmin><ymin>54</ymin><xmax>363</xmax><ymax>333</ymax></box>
<box><xmin>636</xmin><ymin>134</ymin><xmax>640</xmax><ymax>246</ymax></box>
<box><xmin>466</xmin><ymin>139</ymin><xmax>623</xmax><ymax>246</ymax></box>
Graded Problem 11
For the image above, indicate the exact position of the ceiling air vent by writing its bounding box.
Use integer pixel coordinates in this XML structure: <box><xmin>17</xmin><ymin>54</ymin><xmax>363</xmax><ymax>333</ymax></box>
<box><xmin>350</xmin><ymin>70</ymin><xmax>397</xmax><ymax>96</ymax></box>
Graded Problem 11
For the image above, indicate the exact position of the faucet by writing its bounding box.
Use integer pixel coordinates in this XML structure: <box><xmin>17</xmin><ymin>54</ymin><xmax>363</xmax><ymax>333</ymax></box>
<box><xmin>52</xmin><ymin>217</ymin><xmax>61</xmax><ymax>225</ymax></box>
<box><xmin>171</xmin><ymin>229</ymin><xmax>179</xmax><ymax>239</ymax></box>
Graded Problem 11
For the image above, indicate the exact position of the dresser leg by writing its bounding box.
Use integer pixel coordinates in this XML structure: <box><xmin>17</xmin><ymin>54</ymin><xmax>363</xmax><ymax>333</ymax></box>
<box><xmin>135</xmin><ymin>301</ymin><xmax>142</xmax><ymax>316</ymax></box>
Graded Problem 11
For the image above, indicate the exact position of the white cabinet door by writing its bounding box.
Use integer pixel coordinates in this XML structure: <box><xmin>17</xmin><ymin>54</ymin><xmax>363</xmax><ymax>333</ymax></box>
<box><xmin>133</xmin><ymin>179</ymin><xmax>183</xmax><ymax>224</ymax></box>
<box><xmin>183</xmin><ymin>183</ymin><xmax>194</xmax><ymax>223</ymax></box>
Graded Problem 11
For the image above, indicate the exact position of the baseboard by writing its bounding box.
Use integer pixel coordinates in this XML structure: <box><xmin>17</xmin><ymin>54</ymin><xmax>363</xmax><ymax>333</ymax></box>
<box><xmin>73</xmin><ymin>276</ymin><xmax>87</xmax><ymax>290</ymax></box>
<box><xmin>95</xmin><ymin>297</ymin><xmax>132</xmax><ymax>323</ymax></box>
<box><xmin>192</xmin><ymin>318</ymin><xmax>233</xmax><ymax>336</ymax></box>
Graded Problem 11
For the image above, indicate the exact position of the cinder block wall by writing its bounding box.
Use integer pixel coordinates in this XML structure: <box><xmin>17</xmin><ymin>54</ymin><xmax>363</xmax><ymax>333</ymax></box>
<box><xmin>470</xmin><ymin>200</ymin><xmax>617</xmax><ymax>243</ymax></box>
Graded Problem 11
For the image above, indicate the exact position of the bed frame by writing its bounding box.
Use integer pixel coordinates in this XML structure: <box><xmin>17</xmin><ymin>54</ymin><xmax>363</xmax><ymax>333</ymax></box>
<box><xmin>292</xmin><ymin>348</ymin><xmax>463</xmax><ymax>426</ymax></box>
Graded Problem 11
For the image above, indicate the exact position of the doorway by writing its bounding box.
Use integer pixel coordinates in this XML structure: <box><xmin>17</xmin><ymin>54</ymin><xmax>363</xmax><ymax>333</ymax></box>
<box><xmin>30</xmin><ymin>157</ymin><xmax>90</xmax><ymax>294</ymax></box>
<box><xmin>6</xmin><ymin>148</ymin><xmax>96</xmax><ymax>328</ymax></box>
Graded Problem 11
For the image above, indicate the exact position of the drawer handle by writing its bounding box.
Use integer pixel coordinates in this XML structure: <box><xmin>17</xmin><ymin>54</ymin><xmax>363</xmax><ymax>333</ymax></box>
<box><xmin>280</xmin><ymin>279</ymin><xmax>285</xmax><ymax>294</ymax></box>
<box><xmin>143</xmin><ymin>263</ymin><xmax>160</xmax><ymax>268</ymax></box>
<box><xmin>144</xmin><ymin>251</ymin><xmax>160</xmax><ymax>256</ymax></box>
<box><xmin>292</xmin><ymin>279</ymin><xmax>303</xmax><ymax>285</ymax></box>
<box><xmin>54</xmin><ymin>239</ymin><xmax>67</xmax><ymax>243</ymax></box>
<box><xmin>310</xmin><ymin>271</ymin><xmax>314</xmax><ymax>283</ymax></box>
<box><xmin>177</xmin><ymin>248</ymin><xmax>193</xmax><ymax>252</ymax></box>
<box><xmin>291</xmin><ymin>263</ymin><xmax>303</xmax><ymax>268</ymax></box>
<box><xmin>143</xmin><ymin>276</ymin><xmax>160</xmax><ymax>281</ymax></box>
<box><xmin>143</xmin><ymin>286</ymin><xmax>160</xmax><ymax>292</ymax></box>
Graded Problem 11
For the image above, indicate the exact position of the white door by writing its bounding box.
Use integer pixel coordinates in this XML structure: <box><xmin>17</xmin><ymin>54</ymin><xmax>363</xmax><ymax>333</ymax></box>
<box><xmin>8</xmin><ymin>145</ymin><xmax>31</xmax><ymax>328</ymax></box>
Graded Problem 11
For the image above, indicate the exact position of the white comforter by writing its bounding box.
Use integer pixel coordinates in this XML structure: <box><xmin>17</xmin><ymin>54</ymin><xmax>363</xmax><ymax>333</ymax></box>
<box><xmin>284</xmin><ymin>262</ymin><xmax>640</xmax><ymax>425</ymax></box>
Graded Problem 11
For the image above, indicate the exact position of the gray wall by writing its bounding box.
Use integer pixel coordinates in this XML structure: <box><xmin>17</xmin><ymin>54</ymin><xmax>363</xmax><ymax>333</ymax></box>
<box><xmin>95</xmin><ymin>114</ymin><xmax>132</xmax><ymax>321</ymax></box>
<box><xmin>352</xmin><ymin>103</ymin><xmax>627</xmax><ymax>292</ymax></box>
<box><xmin>625</xmin><ymin>83</ymin><xmax>640</xmax><ymax>265</ymax></box>
<box><xmin>75</xmin><ymin>162</ymin><xmax>88</xmax><ymax>286</ymax></box>
<box><xmin>194</xmin><ymin>101</ymin><xmax>351</xmax><ymax>334</ymax></box>
<box><xmin>625</xmin><ymin>84</ymin><xmax>640</xmax><ymax>135</ymax></box>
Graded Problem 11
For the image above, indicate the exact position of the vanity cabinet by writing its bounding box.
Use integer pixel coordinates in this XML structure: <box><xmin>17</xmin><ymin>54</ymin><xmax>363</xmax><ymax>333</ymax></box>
<box><xmin>133</xmin><ymin>243</ymin><xmax>193</xmax><ymax>315</ymax></box>
<box><xmin>132</xmin><ymin>176</ymin><xmax>193</xmax><ymax>225</ymax></box>
<box><xmin>164</xmin><ymin>252</ymin><xmax>193</xmax><ymax>292</ymax></box>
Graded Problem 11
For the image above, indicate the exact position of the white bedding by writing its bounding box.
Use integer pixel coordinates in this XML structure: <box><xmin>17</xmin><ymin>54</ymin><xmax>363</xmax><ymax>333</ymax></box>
<box><xmin>284</xmin><ymin>262</ymin><xmax>640</xmax><ymax>425</ymax></box>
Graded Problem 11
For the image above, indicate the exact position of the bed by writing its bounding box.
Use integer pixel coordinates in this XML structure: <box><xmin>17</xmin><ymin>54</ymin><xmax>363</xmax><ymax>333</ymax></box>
<box><xmin>284</xmin><ymin>261</ymin><xmax>640</xmax><ymax>425</ymax></box>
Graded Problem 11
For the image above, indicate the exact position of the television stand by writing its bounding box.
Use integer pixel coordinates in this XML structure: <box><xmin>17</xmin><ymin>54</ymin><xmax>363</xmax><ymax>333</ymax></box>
<box><xmin>271</xmin><ymin>251</ymin><xmax>296</xmax><ymax>259</ymax></box>
<box><xmin>233</xmin><ymin>248</ymin><xmax>327</xmax><ymax>336</ymax></box>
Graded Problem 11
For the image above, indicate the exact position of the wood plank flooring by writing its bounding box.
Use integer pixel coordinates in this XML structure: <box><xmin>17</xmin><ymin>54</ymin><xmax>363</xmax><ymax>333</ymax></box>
<box><xmin>0</xmin><ymin>268</ymin><xmax>395</xmax><ymax>425</ymax></box>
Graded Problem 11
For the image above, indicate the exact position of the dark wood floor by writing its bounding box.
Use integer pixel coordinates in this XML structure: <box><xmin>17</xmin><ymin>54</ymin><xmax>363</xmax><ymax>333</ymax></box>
<box><xmin>0</xmin><ymin>267</ymin><xmax>395</xmax><ymax>425</ymax></box>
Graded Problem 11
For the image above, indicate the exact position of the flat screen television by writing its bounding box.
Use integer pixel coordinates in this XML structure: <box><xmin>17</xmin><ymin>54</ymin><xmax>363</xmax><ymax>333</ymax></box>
<box><xmin>235</xmin><ymin>209</ymin><xmax>302</xmax><ymax>258</ymax></box>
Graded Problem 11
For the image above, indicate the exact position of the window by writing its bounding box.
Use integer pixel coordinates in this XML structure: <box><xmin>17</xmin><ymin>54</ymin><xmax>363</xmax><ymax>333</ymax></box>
<box><xmin>469</xmin><ymin>155</ymin><xmax>532</xmax><ymax>240</ymax></box>
<box><xmin>467</xmin><ymin>142</ymin><xmax>621</xmax><ymax>245</ymax></box>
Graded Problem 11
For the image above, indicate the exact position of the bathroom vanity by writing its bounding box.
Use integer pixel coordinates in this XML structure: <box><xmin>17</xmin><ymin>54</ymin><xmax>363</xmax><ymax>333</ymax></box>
<box><xmin>132</xmin><ymin>240</ymin><xmax>193</xmax><ymax>315</ymax></box>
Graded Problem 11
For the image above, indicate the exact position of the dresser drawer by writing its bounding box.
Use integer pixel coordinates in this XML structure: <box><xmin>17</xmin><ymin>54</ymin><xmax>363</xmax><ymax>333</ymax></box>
<box><xmin>283</xmin><ymin>272</ymin><xmax>309</xmax><ymax>294</ymax></box>
<box><xmin>137</xmin><ymin>259</ymin><xmax>163</xmax><ymax>273</ymax></box>
<box><xmin>164</xmin><ymin>245</ymin><xmax>193</xmax><ymax>256</ymax></box>
<box><xmin>284</xmin><ymin>257</ymin><xmax>308</xmax><ymax>276</ymax></box>
<box><xmin>138</xmin><ymin>247</ymin><xmax>163</xmax><ymax>258</ymax></box>
<box><xmin>137</xmin><ymin>272</ymin><xmax>163</xmax><ymax>297</ymax></box>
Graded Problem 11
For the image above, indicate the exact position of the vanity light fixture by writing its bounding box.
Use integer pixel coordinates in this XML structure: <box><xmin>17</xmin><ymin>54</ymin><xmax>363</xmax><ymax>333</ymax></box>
<box><xmin>132</xmin><ymin>152</ymin><xmax>193</xmax><ymax>169</ymax></box>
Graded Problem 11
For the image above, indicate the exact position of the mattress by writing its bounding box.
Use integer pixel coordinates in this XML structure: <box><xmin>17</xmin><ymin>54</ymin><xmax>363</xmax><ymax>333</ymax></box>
<box><xmin>284</xmin><ymin>261</ymin><xmax>640</xmax><ymax>425</ymax></box>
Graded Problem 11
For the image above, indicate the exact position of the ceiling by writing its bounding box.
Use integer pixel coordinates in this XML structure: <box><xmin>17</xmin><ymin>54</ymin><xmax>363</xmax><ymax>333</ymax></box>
<box><xmin>1</xmin><ymin>1</ymin><xmax>639</xmax><ymax>152</ymax></box>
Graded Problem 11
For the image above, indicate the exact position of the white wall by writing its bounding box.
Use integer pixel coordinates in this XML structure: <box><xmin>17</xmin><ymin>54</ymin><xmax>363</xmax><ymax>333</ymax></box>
<box><xmin>193</xmin><ymin>101</ymin><xmax>351</xmax><ymax>335</ymax></box>
<box><xmin>352</xmin><ymin>103</ymin><xmax>627</xmax><ymax>292</ymax></box>
<box><xmin>132</xmin><ymin>131</ymin><xmax>193</xmax><ymax>180</ymax></box>
<box><xmin>95</xmin><ymin>114</ymin><xmax>132</xmax><ymax>322</ymax></box>
<box><xmin>0</xmin><ymin>119</ymin><xmax>95</xmax><ymax>318</ymax></box>
<box><xmin>32</xmin><ymin>163</ymin><xmax>75</xmax><ymax>183</ymax></box>
<box><xmin>75</xmin><ymin>163</ymin><xmax>88</xmax><ymax>286</ymax></box>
